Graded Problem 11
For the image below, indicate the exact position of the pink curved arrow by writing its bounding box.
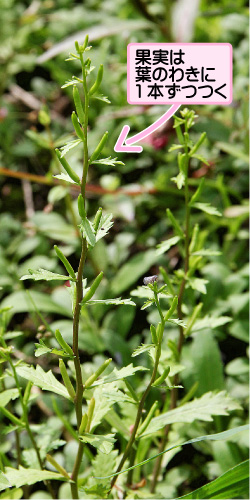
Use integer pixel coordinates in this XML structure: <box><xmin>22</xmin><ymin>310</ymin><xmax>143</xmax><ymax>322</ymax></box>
<box><xmin>114</xmin><ymin>104</ymin><xmax>180</xmax><ymax>154</ymax></box>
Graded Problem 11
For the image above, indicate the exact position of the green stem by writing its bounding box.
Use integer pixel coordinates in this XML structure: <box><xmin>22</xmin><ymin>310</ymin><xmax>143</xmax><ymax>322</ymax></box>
<box><xmin>150</xmin><ymin>164</ymin><xmax>190</xmax><ymax>494</ymax></box>
<box><xmin>109</xmin><ymin>295</ymin><xmax>165</xmax><ymax>493</ymax></box>
<box><xmin>70</xmin><ymin>51</ymin><xmax>89</xmax><ymax>500</ymax></box>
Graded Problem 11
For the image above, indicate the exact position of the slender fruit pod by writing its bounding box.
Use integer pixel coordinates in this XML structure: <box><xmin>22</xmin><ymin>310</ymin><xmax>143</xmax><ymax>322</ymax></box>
<box><xmin>55</xmin><ymin>329</ymin><xmax>74</xmax><ymax>357</ymax></box>
<box><xmin>75</xmin><ymin>35</ymin><xmax>88</xmax><ymax>54</ymax></box>
<box><xmin>59</xmin><ymin>359</ymin><xmax>76</xmax><ymax>399</ymax></box>
<box><xmin>86</xmin><ymin>397</ymin><xmax>95</xmax><ymax>431</ymax></box>
<box><xmin>46</xmin><ymin>454</ymin><xmax>70</xmax><ymax>479</ymax></box>
<box><xmin>124</xmin><ymin>379</ymin><xmax>139</xmax><ymax>402</ymax></box>
<box><xmin>71</xmin><ymin>111</ymin><xmax>85</xmax><ymax>141</ymax></box>
<box><xmin>150</xmin><ymin>325</ymin><xmax>158</xmax><ymax>344</ymax></box>
<box><xmin>55</xmin><ymin>149</ymin><xmax>80</xmax><ymax>184</ymax></box>
<box><xmin>81</xmin><ymin>271</ymin><xmax>104</xmax><ymax>304</ymax></box>
<box><xmin>167</xmin><ymin>209</ymin><xmax>184</xmax><ymax>238</ymax></box>
<box><xmin>189</xmin><ymin>178</ymin><xmax>205</xmax><ymax>207</ymax></box>
<box><xmin>1</xmin><ymin>407</ymin><xmax>24</xmax><ymax>427</ymax></box>
<box><xmin>152</xmin><ymin>366</ymin><xmax>170</xmax><ymax>387</ymax></box>
<box><xmin>189</xmin><ymin>224</ymin><xmax>199</xmax><ymax>253</ymax></box>
<box><xmin>78</xmin><ymin>194</ymin><xmax>86</xmax><ymax>219</ymax></box>
<box><xmin>137</xmin><ymin>401</ymin><xmax>158</xmax><ymax>436</ymax></box>
<box><xmin>54</xmin><ymin>245</ymin><xmax>76</xmax><ymax>280</ymax></box>
<box><xmin>164</xmin><ymin>296</ymin><xmax>178</xmax><ymax>322</ymax></box>
<box><xmin>84</xmin><ymin>358</ymin><xmax>112</xmax><ymax>388</ymax></box>
<box><xmin>89</xmin><ymin>131</ymin><xmax>108</xmax><ymax>163</ymax></box>
<box><xmin>189</xmin><ymin>132</ymin><xmax>206</xmax><ymax>156</ymax></box>
<box><xmin>93</xmin><ymin>207</ymin><xmax>102</xmax><ymax>232</ymax></box>
<box><xmin>79</xmin><ymin>413</ymin><xmax>88</xmax><ymax>435</ymax></box>
<box><xmin>89</xmin><ymin>64</ymin><xmax>103</xmax><ymax>95</ymax></box>
<box><xmin>23</xmin><ymin>381</ymin><xmax>33</xmax><ymax>406</ymax></box>
<box><xmin>73</xmin><ymin>86</ymin><xmax>85</xmax><ymax>125</ymax></box>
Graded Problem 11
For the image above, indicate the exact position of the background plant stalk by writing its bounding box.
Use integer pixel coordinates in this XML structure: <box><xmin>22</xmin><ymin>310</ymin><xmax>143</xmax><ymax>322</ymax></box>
<box><xmin>109</xmin><ymin>290</ymin><xmax>167</xmax><ymax>492</ymax></box>
<box><xmin>150</xmin><ymin>166</ymin><xmax>190</xmax><ymax>493</ymax></box>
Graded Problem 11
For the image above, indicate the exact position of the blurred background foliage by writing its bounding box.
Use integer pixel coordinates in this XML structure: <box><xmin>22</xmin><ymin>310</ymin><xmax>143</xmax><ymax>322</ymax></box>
<box><xmin>0</xmin><ymin>0</ymin><xmax>249</xmax><ymax>498</ymax></box>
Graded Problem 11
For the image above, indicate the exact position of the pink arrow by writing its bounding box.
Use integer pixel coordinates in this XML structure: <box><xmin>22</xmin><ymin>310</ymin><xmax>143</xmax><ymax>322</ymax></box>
<box><xmin>114</xmin><ymin>104</ymin><xmax>181</xmax><ymax>154</ymax></box>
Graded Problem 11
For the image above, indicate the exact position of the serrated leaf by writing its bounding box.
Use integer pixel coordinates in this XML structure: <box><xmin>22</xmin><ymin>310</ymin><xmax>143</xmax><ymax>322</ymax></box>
<box><xmin>89</xmin><ymin>364</ymin><xmax>148</xmax><ymax>388</ymax></box>
<box><xmin>91</xmin><ymin>157</ymin><xmax>124</xmax><ymax>167</ymax></box>
<box><xmin>0</xmin><ymin>467</ymin><xmax>67</xmax><ymax>492</ymax></box>
<box><xmin>192</xmin><ymin>315</ymin><xmax>232</xmax><ymax>332</ymax></box>
<box><xmin>141</xmin><ymin>299</ymin><xmax>154</xmax><ymax>310</ymax></box>
<box><xmin>83</xmin><ymin>483</ymin><xmax>110</xmax><ymax>497</ymax></box>
<box><xmin>171</xmin><ymin>172</ymin><xmax>185</xmax><ymax>189</ymax></box>
<box><xmin>177</xmin><ymin>460</ymin><xmax>249</xmax><ymax>499</ymax></box>
<box><xmin>87</xmin><ymin>298</ymin><xmax>136</xmax><ymax>306</ymax></box>
<box><xmin>102</xmin><ymin>389</ymin><xmax>136</xmax><ymax>404</ymax></box>
<box><xmin>61</xmin><ymin>78</ymin><xmax>80</xmax><ymax>88</ymax></box>
<box><xmin>79</xmin><ymin>218</ymin><xmax>96</xmax><ymax>247</ymax></box>
<box><xmin>16</xmin><ymin>365</ymin><xmax>70</xmax><ymax>399</ymax></box>
<box><xmin>140</xmin><ymin>391</ymin><xmax>242</xmax><ymax>437</ymax></box>
<box><xmin>20</xmin><ymin>268</ymin><xmax>71</xmax><ymax>282</ymax></box>
<box><xmin>34</xmin><ymin>341</ymin><xmax>66</xmax><ymax>358</ymax></box>
<box><xmin>0</xmin><ymin>389</ymin><xmax>19</xmax><ymax>408</ymax></box>
<box><xmin>59</xmin><ymin>139</ymin><xmax>81</xmax><ymax>157</ymax></box>
<box><xmin>156</xmin><ymin>236</ymin><xmax>181</xmax><ymax>255</ymax></box>
<box><xmin>90</xmin><ymin>94</ymin><xmax>111</xmax><ymax>104</ymax></box>
<box><xmin>132</xmin><ymin>344</ymin><xmax>154</xmax><ymax>357</ymax></box>
<box><xmin>194</xmin><ymin>203</ymin><xmax>222</xmax><ymax>216</ymax></box>
<box><xmin>79</xmin><ymin>433</ymin><xmax>115</xmax><ymax>454</ymax></box>
<box><xmin>96</xmin><ymin>214</ymin><xmax>113</xmax><ymax>242</ymax></box>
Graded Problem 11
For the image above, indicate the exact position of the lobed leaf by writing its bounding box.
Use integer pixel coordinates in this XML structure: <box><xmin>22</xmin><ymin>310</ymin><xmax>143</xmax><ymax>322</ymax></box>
<box><xmin>20</xmin><ymin>268</ymin><xmax>71</xmax><ymax>282</ymax></box>
<box><xmin>16</xmin><ymin>365</ymin><xmax>70</xmax><ymax>399</ymax></box>
<box><xmin>140</xmin><ymin>391</ymin><xmax>242</xmax><ymax>437</ymax></box>
<box><xmin>0</xmin><ymin>467</ymin><xmax>67</xmax><ymax>492</ymax></box>
<box><xmin>79</xmin><ymin>433</ymin><xmax>116</xmax><ymax>454</ymax></box>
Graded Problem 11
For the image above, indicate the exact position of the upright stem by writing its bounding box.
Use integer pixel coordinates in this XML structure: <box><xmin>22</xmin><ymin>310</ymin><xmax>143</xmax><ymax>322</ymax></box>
<box><xmin>70</xmin><ymin>51</ymin><xmax>89</xmax><ymax>500</ymax></box>
<box><xmin>108</xmin><ymin>292</ymin><xmax>165</xmax><ymax>493</ymax></box>
<box><xmin>150</xmin><ymin>165</ymin><xmax>190</xmax><ymax>493</ymax></box>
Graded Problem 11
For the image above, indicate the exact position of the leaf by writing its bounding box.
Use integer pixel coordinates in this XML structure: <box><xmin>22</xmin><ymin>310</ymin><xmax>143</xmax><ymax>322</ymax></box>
<box><xmin>188</xmin><ymin>331</ymin><xmax>225</xmax><ymax>396</ymax></box>
<box><xmin>90</xmin><ymin>94</ymin><xmax>111</xmax><ymax>104</ymax></box>
<box><xmin>111</xmin><ymin>250</ymin><xmax>159</xmax><ymax>296</ymax></box>
<box><xmin>193</xmin><ymin>203</ymin><xmax>222</xmax><ymax>217</ymax></box>
<box><xmin>96</xmin><ymin>214</ymin><xmax>113</xmax><ymax>242</ymax></box>
<box><xmin>89</xmin><ymin>364</ymin><xmax>148</xmax><ymax>388</ymax></box>
<box><xmin>188</xmin><ymin>277</ymin><xmax>208</xmax><ymax>294</ymax></box>
<box><xmin>192</xmin><ymin>315</ymin><xmax>232</xmax><ymax>332</ymax></box>
<box><xmin>59</xmin><ymin>139</ymin><xmax>81</xmax><ymax>157</ymax></box>
<box><xmin>61</xmin><ymin>78</ymin><xmax>81</xmax><ymax>88</ymax></box>
<box><xmin>216</xmin><ymin>141</ymin><xmax>249</xmax><ymax>164</ymax></box>
<box><xmin>94</xmin><ymin>425</ymin><xmax>249</xmax><ymax>480</ymax></box>
<box><xmin>91</xmin><ymin>157</ymin><xmax>124</xmax><ymax>167</ymax></box>
<box><xmin>140</xmin><ymin>391</ymin><xmax>241</xmax><ymax>437</ymax></box>
<box><xmin>191</xmin><ymin>249</ymin><xmax>222</xmax><ymax>256</ymax></box>
<box><xmin>0</xmin><ymin>468</ymin><xmax>66</xmax><ymax>492</ymax></box>
<box><xmin>16</xmin><ymin>365</ymin><xmax>70</xmax><ymax>399</ymax></box>
<box><xmin>171</xmin><ymin>172</ymin><xmax>185</xmax><ymax>189</ymax></box>
<box><xmin>53</xmin><ymin>173</ymin><xmax>79</xmax><ymax>184</ymax></box>
<box><xmin>156</xmin><ymin>236</ymin><xmax>181</xmax><ymax>255</ymax></box>
<box><xmin>0</xmin><ymin>389</ymin><xmax>19</xmax><ymax>408</ymax></box>
<box><xmin>86</xmin><ymin>298</ymin><xmax>136</xmax><ymax>306</ymax></box>
<box><xmin>0</xmin><ymin>472</ymin><xmax>10</xmax><ymax>490</ymax></box>
<box><xmin>83</xmin><ymin>484</ymin><xmax>110</xmax><ymax>497</ymax></box>
<box><xmin>168</xmin><ymin>319</ymin><xmax>187</xmax><ymax>327</ymax></box>
<box><xmin>34</xmin><ymin>340</ymin><xmax>66</xmax><ymax>358</ymax></box>
<box><xmin>1</xmin><ymin>290</ymin><xmax>72</xmax><ymax>320</ymax></box>
<box><xmin>20</xmin><ymin>268</ymin><xmax>71</xmax><ymax>282</ymax></box>
<box><xmin>132</xmin><ymin>344</ymin><xmax>154</xmax><ymax>357</ymax></box>
<box><xmin>79</xmin><ymin>218</ymin><xmax>96</xmax><ymax>247</ymax></box>
<box><xmin>177</xmin><ymin>460</ymin><xmax>249</xmax><ymax>499</ymax></box>
<box><xmin>141</xmin><ymin>299</ymin><xmax>154</xmax><ymax>310</ymax></box>
<box><xmin>102</xmin><ymin>389</ymin><xmax>136</xmax><ymax>405</ymax></box>
<box><xmin>0</xmin><ymin>487</ymin><xmax>23</xmax><ymax>499</ymax></box>
<box><xmin>79</xmin><ymin>433</ymin><xmax>116</xmax><ymax>454</ymax></box>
